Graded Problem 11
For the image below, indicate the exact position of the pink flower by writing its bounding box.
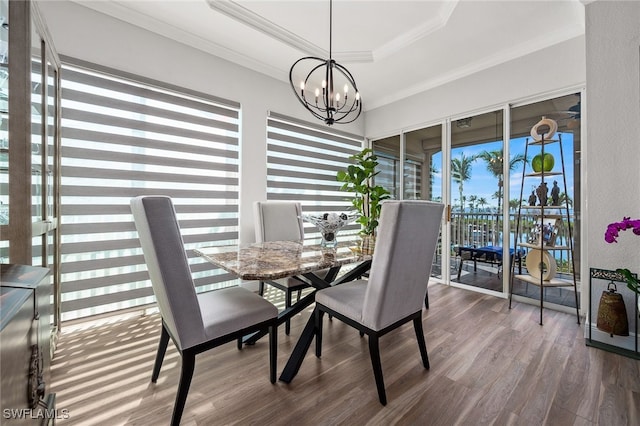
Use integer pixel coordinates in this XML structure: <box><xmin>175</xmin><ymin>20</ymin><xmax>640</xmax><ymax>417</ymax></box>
<box><xmin>605</xmin><ymin>217</ymin><xmax>640</xmax><ymax>295</ymax></box>
<box><xmin>604</xmin><ymin>217</ymin><xmax>640</xmax><ymax>243</ymax></box>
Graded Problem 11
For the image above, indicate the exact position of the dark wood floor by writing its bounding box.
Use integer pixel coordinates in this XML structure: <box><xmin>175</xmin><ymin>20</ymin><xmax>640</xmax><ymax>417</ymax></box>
<box><xmin>50</xmin><ymin>283</ymin><xmax>639</xmax><ymax>425</ymax></box>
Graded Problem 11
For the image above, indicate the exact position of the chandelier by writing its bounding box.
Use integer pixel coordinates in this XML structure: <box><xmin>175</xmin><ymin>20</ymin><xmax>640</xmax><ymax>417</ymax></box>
<box><xmin>288</xmin><ymin>0</ymin><xmax>361</xmax><ymax>126</ymax></box>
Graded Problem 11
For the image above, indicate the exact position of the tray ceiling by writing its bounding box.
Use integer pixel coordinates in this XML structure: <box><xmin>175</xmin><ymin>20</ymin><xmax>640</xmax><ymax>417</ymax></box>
<box><xmin>71</xmin><ymin>0</ymin><xmax>585</xmax><ymax>110</ymax></box>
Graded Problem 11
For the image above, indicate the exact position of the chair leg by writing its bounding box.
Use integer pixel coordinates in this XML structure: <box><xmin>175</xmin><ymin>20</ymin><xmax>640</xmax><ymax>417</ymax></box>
<box><xmin>258</xmin><ymin>281</ymin><xmax>265</xmax><ymax>296</ymax></box>
<box><xmin>151</xmin><ymin>323</ymin><xmax>170</xmax><ymax>382</ymax></box>
<box><xmin>171</xmin><ymin>351</ymin><xmax>195</xmax><ymax>426</ymax></box>
<box><xmin>315</xmin><ymin>309</ymin><xmax>324</xmax><ymax>358</ymax></box>
<box><xmin>424</xmin><ymin>287</ymin><xmax>429</xmax><ymax>309</ymax></box>
<box><xmin>413</xmin><ymin>316</ymin><xmax>430</xmax><ymax>369</ymax></box>
<box><xmin>237</xmin><ymin>337</ymin><xmax>243</xmax><ymax>350</ymax></box>
<box><xmin>269</xmin><ymin>324</ymin><xmax>277</xmax><ymax>384</ymax></box>
<box><xmin>285</xmin><ymin>290</ymin><xmax>292</xmax><ymax>335</ymax></box>
<box><xmin>368</xmin><ymin>334</ymin><xmax>387</xmax><ymax>405</ymax></box>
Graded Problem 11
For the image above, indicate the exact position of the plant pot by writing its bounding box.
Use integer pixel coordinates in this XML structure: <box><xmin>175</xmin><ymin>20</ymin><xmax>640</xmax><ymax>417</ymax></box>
<box><xmin>359</xmin><ymin>235</ymin><xmax>376</xmax><ymax>255</ymax></box>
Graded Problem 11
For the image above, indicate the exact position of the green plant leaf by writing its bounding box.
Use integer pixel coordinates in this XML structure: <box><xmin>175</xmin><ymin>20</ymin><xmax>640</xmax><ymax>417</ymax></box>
<box><xmin>336</xmin><ymin>147</ymin><xmax>390</xmax><ymax>236</ymax></box>
<box><xmin>617</xmin><ymin>268</ymin><xmax>640</xmax><ymax>294</ymax></box>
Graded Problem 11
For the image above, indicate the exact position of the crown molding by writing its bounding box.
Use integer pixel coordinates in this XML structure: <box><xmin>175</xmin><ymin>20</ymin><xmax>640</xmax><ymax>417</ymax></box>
<box><xmin>207</xmin><ymin>0</ymin><xmax>455</xmax><ymax>65</ymax></box>
<box><xmin>72</xmin><ymin>0</ymin><xmax>287</xmax><ymax>81</ymax></box>
<box><xmin>207</xmin><ymin>0</ymin><xmax>326</xmax><ymax>57</ymax></box>
<box><xmin>373</xmin><ymin>0</ymin><xmax>458</xmax><ymax>61</ymax></box>
<box><xmin>367</xmin><ymin>25</ymin><xmax>585</xmax><ymax>111</ymax></box>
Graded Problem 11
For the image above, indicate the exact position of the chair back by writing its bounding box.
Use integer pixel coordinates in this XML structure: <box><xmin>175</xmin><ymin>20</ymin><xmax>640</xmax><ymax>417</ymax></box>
<box><xmin>362</xmin><ymin>200</ymin><xmax>444</xmax><ymax>330</ymax></box>
<box><xmin>130</xmin><ymin>196</ymin><xmax>204</xmax><ymax>350</ymax></box>
<box><xmin>254</xmin><ymin>201</ymin><xmax>305</xmax><ymax>242</ymax></box>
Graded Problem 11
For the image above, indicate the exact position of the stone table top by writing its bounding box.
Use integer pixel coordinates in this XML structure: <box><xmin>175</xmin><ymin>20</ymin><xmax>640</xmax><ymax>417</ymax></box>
<box><xmin>194</xmin><ymin>240</ymin><xmax>372</xmax><ymax>281</ymax></box>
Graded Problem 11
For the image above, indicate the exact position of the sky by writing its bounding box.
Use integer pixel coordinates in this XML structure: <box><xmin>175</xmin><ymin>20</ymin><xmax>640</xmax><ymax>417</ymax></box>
<box><xmin>431</xmin><ymin>132</ymin><xmax>575</xmax><ymax>211</ymax></box>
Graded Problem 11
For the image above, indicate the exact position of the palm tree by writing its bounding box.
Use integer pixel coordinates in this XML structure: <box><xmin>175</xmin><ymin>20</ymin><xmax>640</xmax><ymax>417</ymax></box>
<box><xmin>558</xmin><ymin>192</ymin><xmax>573</xmax><ymax>208</ymax></box>
<box><xmin>451</xmin><ymin>153</ymin><xmax>476</xmax><ymax>212</ymax></box>
<box><xmin>477</xmin><ymin>149</ymin><xmax>527</xmax><ymax>213</ymax></box>
<box><xmin>429</xmin><ymin>163</ymin><xmax>439</xmax><ymax>201</ymax></box>
<box><xmin>468</xmin><ymin>195</ymin><xmax>478</xmax><ymax>212</ymax></box>
<box><xmin>509</xmin><ymin>198</ymin><xmax>520</xmax><ymax>212</ymax></box>
<box><xmin>478</xmin><ymin>197</ymin><xmax>488</xmax><ymax>212</ymax></box>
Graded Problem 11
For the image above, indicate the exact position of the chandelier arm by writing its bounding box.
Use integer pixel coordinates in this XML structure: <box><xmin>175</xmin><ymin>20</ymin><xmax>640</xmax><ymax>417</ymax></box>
<box><xmin>332</xmin><ymin>63</ymin><xmax>360</xmax><ymax>115</ymax></box>
<box><xmin>303</xmin><ymin>60</ymin><xmax>330</xmax><ymax>112</ymax></box>
<box><xmin>334</xmin><ymin>104</ymin><xmax>362</xmax><ymax>124</ymax></box>
<box><xmin>332</xmin><ymin>62</ymin><xmax>360</xmax><ymax>94</ymax></box>
<box><xmin>336</xmin><ymin>99</ymin><xmax>359</xmax><ymax>116</ymax></box>
<box><xmin>289</xmin><ymin>56</ymin><xmax>330</xmax><ymax>117</ymax></box>
<box><xmin>336</xmin><ymin>99</ymin><xmax>357</xmax><ymax>114</ymax></box>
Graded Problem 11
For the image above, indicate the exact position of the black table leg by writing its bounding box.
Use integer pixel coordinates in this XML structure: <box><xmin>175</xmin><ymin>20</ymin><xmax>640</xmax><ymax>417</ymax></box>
<box><xmin>243</xmin><ymin>262</ymin><xmax>371</xmax><ymax>347</ymax></box>
<box><xmin>279</xmin><ymin>308</ymin><xmax>317</xmax><ymax>383</ymax></box>
<box><xmin>278</xmin><ymin>260</ymin><xmax>372</xmax><ymax>383</ymax></box>
<box><xmin>243</xmin><ymin>291</ymin><xmax>316</xmax><ymax>345</ymax></box>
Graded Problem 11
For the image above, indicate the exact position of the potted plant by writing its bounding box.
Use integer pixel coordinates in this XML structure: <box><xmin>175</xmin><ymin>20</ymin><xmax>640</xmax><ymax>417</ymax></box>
<box><xmin>337</xmin><ymin>148</ymin><xmax>390</xmax><ymax>250</ymax></box>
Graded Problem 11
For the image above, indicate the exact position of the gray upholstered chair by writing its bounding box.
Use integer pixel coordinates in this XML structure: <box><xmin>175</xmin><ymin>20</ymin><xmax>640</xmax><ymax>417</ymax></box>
<box><xmin>131</xmin><ymin>196</ymin><xmax>278</xmax><ymax>426</ymax></box>
<box><xmin>314</xmin><ymin>200</ymin><xmax>444</xmax><ymax>405</ymax></box>
<box><xmin>254</xmin><ymin>200</ymin><xmax>311</xmax><ymax>335</ymax></box>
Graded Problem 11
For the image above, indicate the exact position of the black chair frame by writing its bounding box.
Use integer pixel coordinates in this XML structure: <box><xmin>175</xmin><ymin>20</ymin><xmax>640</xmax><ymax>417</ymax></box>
<box><xmin>152</xmin><ymin>317</ymin><xmax>278</xmax><ymax>426</ymax></box>
<box><xmin>314</xmin><ymin>304</ymin><xmax>429</xmax><ymax>405</ymax></box>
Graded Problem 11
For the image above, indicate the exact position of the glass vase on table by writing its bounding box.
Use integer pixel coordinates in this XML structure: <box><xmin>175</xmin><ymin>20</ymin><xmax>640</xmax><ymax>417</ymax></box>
<box><xmin>302</xmin><ymin>212</ymin><xmax>358</xmax><ymax>248</ymax></box>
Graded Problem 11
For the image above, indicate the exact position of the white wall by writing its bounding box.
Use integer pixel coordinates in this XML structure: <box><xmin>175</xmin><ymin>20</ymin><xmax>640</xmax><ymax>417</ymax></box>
<box><xmin>364</xmin><ymin>35</ymin><xmax>586</xmax><ymax>139</ymax></box>
<box><xmin>585</xmin><ymin>2</ymin><xmax>640</xmax><ymax>282</ymax></box>
<box><xmin>38</xmin><ymin>0</ymin><xmax>364</xmax><ymax>244</ymax></box>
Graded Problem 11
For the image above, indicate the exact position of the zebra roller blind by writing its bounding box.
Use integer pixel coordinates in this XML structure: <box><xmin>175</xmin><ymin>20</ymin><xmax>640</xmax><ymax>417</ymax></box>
<box><xmin>60</xmin><ymin>60</ymin><xmax>240</xmax><ymax>321</ymax></box>
<box><xmin>266</xmin><ymin>112</ymin><xmax>363</xmax><ymax>241</ymax></box>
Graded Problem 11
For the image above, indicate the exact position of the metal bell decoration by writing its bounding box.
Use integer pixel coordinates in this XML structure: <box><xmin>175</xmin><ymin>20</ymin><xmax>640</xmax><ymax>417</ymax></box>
<box><xmin>596</xmin><ymin>282</ymin><xmax>629</xmax><ymax>337</ymax></box>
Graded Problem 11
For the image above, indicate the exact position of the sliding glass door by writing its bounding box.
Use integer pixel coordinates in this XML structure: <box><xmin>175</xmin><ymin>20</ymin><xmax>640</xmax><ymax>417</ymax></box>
<box><xmin>368</xmin><ymin>92</ymin><xmax>581</xmax><ymax>303</ymax></box>
<box><xmin>509</xmin><ymin>93</ymin><xmax>581</xmax><ymax>310</ymax></box>
<box><xmin>450</xmin><ymin>110</ymin><xmax>509</xmax><ymax>292</ymax></box>
<box><xmin>372</xmin><ymin>124</ymin><xmax>444</xmax><ymax>279</ymax></box>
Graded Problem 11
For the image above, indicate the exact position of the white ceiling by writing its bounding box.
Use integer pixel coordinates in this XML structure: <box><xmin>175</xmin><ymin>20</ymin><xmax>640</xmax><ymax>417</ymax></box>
<box><xmin>72</xmin><ymin>0</ymin><xmax>585</xmax><ymax>110</ymax></box>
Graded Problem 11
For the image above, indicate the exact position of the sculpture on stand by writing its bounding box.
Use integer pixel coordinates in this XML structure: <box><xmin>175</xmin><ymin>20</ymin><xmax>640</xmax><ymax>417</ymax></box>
<box><xmin>536</xmin><ymin>182</ymin><xmax>548</xmax><ymax>206</ymax></box>
<box><xmin>551</xmin><ymin>181</ymin><xmax>560</xmax><ymax>206</ymax></box>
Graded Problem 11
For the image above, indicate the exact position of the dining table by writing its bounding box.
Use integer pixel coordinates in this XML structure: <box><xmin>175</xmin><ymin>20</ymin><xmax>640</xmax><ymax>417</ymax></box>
<box><xmin>194</xmin><ymin>239</ymin><xmax>373</xmax><ymax>383</ymax></box>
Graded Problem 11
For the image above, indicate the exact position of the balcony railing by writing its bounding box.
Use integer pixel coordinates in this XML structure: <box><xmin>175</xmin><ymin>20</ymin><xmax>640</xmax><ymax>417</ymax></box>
<box><xmin>450</xmin><ymin>211</ymin><xmax>575</xmax><ymax>274</ymax></box>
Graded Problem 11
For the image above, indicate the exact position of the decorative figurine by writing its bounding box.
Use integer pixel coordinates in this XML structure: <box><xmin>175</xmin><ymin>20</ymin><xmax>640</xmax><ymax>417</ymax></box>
<box><xmin>528</xmin><ymin>190</ymin><xmax>537</xmax><ymax>206</ymax></box>
<box><xmin>536</xmin><ymin>182</ymin><xmax>548</xmax><ymax>206</ymax></box>
<box><xmin>551</xmin><ymin>180</ymin><xmax>560</xmax><ymax>206</ymax></box>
